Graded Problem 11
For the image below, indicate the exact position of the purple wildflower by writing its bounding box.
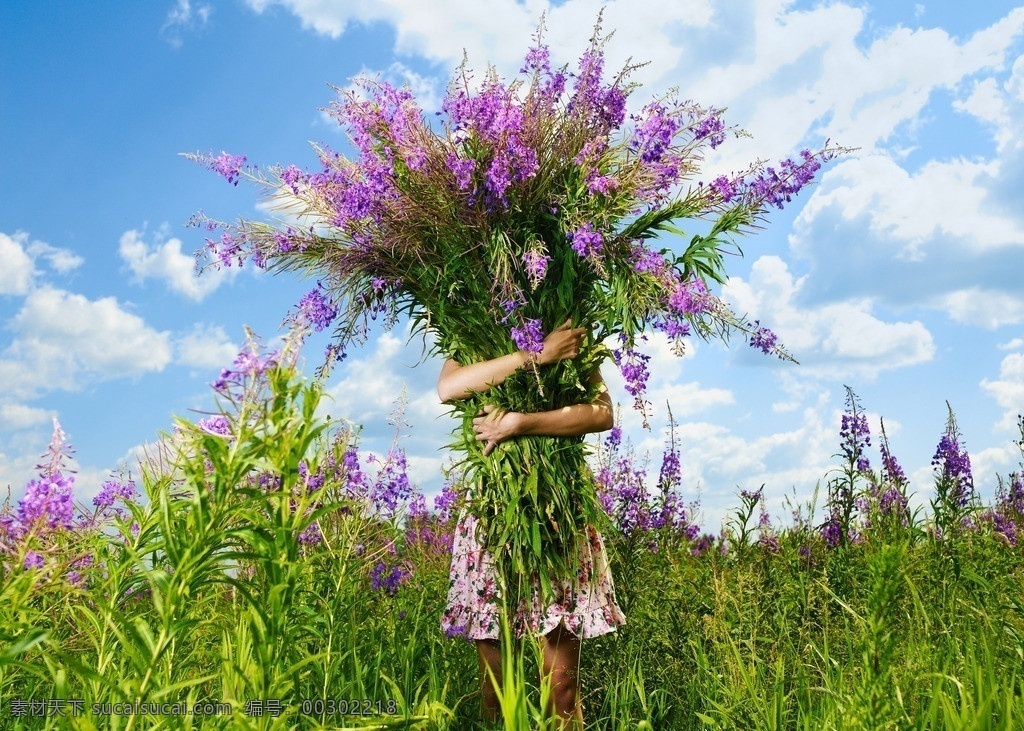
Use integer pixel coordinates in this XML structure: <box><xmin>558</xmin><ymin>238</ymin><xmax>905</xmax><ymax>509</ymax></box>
<box><xmin>510</xmin><ymin>318</ymin><xmax>545</xmax><ymax>354</ymax></box>
<box><xmin>839</xmin><ymin>411</ymin><xmax>871</xmax><ymax>470</ymax></box>
<box><xmin>692</xmin><ymin>109</ymin><xmax>726</xmax><ymax>149</ymax></box>
<box><xmin>658</xmin><ymin>448</ymin><xmax>681</xmax><ymax>492</ymax></box>
<box><xmin>207</xmin><ymin>151</ymin><xmax>247</xmax><ymax>186</ymax></box>
<box><xmin>433</xmin><ymin>478</ymin><xmax>459</xmax><ymax>523</ymax></box>
<box><xmin>370</xmin><ymin>560</ymin><xmax>410</xmax><ymax>594</ymax></box>
<box><xmin>932</xmin><ymin>431</ymin><xmax>974</xmax><ymax>508</ymax></box>
<box><xmin>280</xmin><ymin>164</ymin><xmax>304</xmax><ymax>193</ymax></box>
<box><xmin>569</xmin><ymin>224</ymin><xmax>604</xmax><ymax>259</ymax></box>
<box><xmin>297</xmin><ymin>283</ymin><xmax>338</xmax><ymax>332</ymax></box>
<box><xmin>822</xmin><ymin>519</ymin><xmax>843</xmax><ymax>548</ymax></box>
<box><xmin>17</xmin><ymin>473</ymin><xmax>75</xmax><ymax>532</ymax></box>
<box><xmin>522</xmin><ymin>249</ymin><xmax>550</xmax><ymax>289</ymax></box>
<box><xmin>196</xmin><ymin>415</ymin><xmax>231</xmax><ymax>437</ymax></box>
<box><xmin>605</xmin><ymin>425</ymin><xmax>622</xmax><ymax>450</ymax></box>
<box><xmin>630</xmin><ymin>244</ymin><xmax>667</xmax><ymax>275</ymax></box>
<box><xmin>24</xmin><ymin>551</ymin><xmax>44</xmax><ymax>570</ymax></box>
<box><xmin>747</xmin><ymin>149</ymin><xmax>822</xmax><ymax>210</ymax></box>
<box><xmin>445</xmin><ymin>624</ymin><xmax>468</xmax><ymax>639</ymax></box>
<box><xmin>749</xmin><ymin>321</ymin><xmax>779</xmax><ymax>356</ymax></box>
<box><xmin>632</xmin><ymin>102</ymin><xmax>681</xmax><ymax>164</ymax></box>
<box><xmin>297</xmin><ymin>522</ymin><xmax>323</xmax><ymax>546</ymax></box>
<box><xmin>93</xmin><ymin>478</ymin><xmax>138</xmax><ymax>511</ymax></box>
<box><xmin>709</xmin><ymin>175</ymin><xmax>738</xmax><ymax>203</ymax></box>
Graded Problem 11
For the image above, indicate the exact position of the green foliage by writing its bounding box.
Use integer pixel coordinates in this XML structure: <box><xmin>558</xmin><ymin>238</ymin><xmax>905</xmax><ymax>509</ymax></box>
<box><xmin>2</xmin><ymin>368</ymin><xmax>1023</xmax><ymax>730</ymax></box>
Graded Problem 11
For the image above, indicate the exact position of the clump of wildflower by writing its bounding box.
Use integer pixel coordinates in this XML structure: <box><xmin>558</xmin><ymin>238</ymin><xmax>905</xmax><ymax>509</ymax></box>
<box><xmin>749</xmin><ymin>321</ymin><xmax>779</xmax><ymax>356</ymax></box>
<box><xmin>297</xmin><ymin>283</ymin><xmax>338</xmax><ymax>332</ymax></box>
<box><xmin>17</xmin><ymin>473</ymin><xmax>75</xmax><ymax>533</ymax></box>
<box><xmin>568</xmin><ymin>223</ymin><xmax>604</xmax><ymax>259</ymax></box>
<box><xmin>931</xmin><ymin>422</ymin><xmax>973</xmax><ymax>508</ymax></box>
<box><xmin>522</xmin><ymin>248</ymin><xmax>551</xmax><ymax>290</ymax></box>
<box><xmin>510</xmin><ymin>318</ymin><xmax>545</xmax><ymax>354</ymax></box>
<box><xmin>370</xmin><ymin>560</ymin><xmax>411</xmax><ymax>594</ymax></box>
<box><xmin>196</xmin><ymin>415</ymin><xmax>231</xmax><ymax>437</ymax></box>
<box><xmin>206</xmin><ymin>151</ymin><xmax>247</xmax><ymax>186</ymax></box>
<box><xmin>93</xmin><ymin>478</ymin><xmax>138</xmax><ymax>512</ymax></box>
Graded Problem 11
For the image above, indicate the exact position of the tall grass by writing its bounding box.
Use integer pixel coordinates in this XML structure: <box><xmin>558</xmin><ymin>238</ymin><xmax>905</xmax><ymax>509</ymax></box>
<box><xmin>2</xmin><ymin>362</ymin><xmax>1022</xmax><ymax>730</ymax></box>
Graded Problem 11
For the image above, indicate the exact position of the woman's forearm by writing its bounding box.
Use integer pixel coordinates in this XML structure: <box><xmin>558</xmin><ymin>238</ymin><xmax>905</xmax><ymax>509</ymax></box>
<box><xmin>514</xmin><ymin>401</ymin><xmax>614</xmax><ymax>437</ymax></box>
<box><xmin>437</xmin><ymin>352</ymin><xmax>532</xmax><ymax>402</ymax></box>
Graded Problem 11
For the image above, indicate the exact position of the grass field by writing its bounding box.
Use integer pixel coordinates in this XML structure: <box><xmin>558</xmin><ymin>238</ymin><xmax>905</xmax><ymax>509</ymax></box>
<box><xmin>2</xmin><ymin>364</ymin><xmax>1022</xmax><ymax>730</ymax></box>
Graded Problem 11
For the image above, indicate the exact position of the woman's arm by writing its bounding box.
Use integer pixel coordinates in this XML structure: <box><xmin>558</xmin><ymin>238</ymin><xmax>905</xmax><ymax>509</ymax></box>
<box><xmin>437</xmin><ymin>319</ymin><xmax>587</xmax><ymax>403</ymax></box>
<box><xmin>472</xmin><ymin>370</ymin><xmax>614</xmax><ymax>456</ymax></box>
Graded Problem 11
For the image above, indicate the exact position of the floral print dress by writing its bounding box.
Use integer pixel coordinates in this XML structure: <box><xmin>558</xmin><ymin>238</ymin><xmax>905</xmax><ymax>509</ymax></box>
<box><xmin>440</xmin><ymin>509</ymin><xmax>627</xmax><ymax>641</ymax></box>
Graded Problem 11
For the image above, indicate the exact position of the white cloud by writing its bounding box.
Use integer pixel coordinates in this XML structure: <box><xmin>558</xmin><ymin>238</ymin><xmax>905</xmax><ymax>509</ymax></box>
<box><xmin>119</xmin><ymin>228</ymin><xmax>230</xmax><ymax>301</ymax></box>
<box><xmin>26</xmin><ymin>239</ymin><xmax>84</xmax><ymax>274</ymax></box>
<box><xmin>0</xmin><ymin>231</ymin><xmax>85</xmax><ymax>297</ymax></box>
<box><xmin>246</xmin><ymin>0</ymin><xmax>714</xmax><ymax>89</ymax></box>
<box><xmin>938</xmin><ymin>288</ymin><xmax>1024</xmax><ymax>329</ymax></box>
<box><xmin>162</xmin><ymin>0</ymin><xmax>212</xmax><ymax>47</ymax></box>
<box><xmin>795</xmin><ymin>154</ymin><xmax>1024</xmax><ymax>261</ymax></box>
<box><xmin>981</xmin><ymin>352</ymin><xmax>1024</xmax><ymax>431</ymax></box>
<box><xmin>0</xmin><ymin>287</ymin><xmax>173</xmax><ymax>399</ymax></box>
<box><xmin>723</xmin><ymin>255</ymin><xmax>935</xmax><ymax>379</ymax></box>
<box><xmin>999</xmin><ymin>337</ymin><xmax>1024</xmax><ymax>351</ymax></box>
<box><xmin>174</xmin><ymin>324</ymin><xmax>239</xmax><ymax>369</ymax></box>
<box><xmin>0</xmin><ymin>232</ymin><xmax>36</xmax><ymax>296</ymax></box>
<box><xmin>0</xmin><ymin>403</ymin><xmax>55</xmax><ymax>432</ymax></box>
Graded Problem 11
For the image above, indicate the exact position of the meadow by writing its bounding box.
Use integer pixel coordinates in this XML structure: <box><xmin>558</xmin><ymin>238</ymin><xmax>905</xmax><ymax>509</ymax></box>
<box><xmin>2</xmin><ymin>347</ymin><xmax>1023</xmax><ymax>731</ymax></box>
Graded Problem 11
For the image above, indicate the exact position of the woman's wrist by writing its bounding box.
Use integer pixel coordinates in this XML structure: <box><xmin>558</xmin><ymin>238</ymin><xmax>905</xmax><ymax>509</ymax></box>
<box><xmin>517</xmin><ymin>349</ymin><xmax>543</xmax><ymax>368</ymax></box>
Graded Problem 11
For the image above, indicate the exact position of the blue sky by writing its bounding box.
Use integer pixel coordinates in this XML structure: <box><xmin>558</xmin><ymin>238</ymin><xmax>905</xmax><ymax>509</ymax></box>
<box><xmin>2</xmin><ymin>0</ymin><xmax>1023</xmax><ymax>530</ymax></box>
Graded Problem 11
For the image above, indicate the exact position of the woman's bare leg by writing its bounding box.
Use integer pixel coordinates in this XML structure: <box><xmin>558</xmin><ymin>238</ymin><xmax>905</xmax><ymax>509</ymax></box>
<box><xmin>541</xmin><ymin>622</ymin><xmax>584</xmax><ymax>730</ymax></box>
<box><xmin>476</xmin><ymin>638</ymin><xmax>503</xmax><ymax>722</ymax></box>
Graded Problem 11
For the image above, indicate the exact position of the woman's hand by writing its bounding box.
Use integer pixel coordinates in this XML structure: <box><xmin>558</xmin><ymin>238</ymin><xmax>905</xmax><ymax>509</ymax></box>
<box><xmin>473</xmin><ymin>404</ymin><xmax>523</xmax><ymax>456</ymax></box>
<box><xmin>534</xmin><ymin>319</ymin><xmax>587</xmax><ymax>366</ymax></box>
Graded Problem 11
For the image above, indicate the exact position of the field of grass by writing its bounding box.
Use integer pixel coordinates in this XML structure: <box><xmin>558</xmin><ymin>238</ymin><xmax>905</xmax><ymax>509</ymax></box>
<box><xmin>2</xmin><ymin>361</ymin><xmax>1023</xmax><ymax>730</ymax></box>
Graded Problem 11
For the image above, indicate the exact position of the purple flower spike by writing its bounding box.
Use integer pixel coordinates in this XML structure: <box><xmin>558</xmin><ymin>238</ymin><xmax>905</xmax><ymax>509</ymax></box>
<box><xmin>208</xmin><ymin>151</ymin><xmax>247</xmax><ymax>186</ymax></box>
<box><xmin>298</xmin><ymin>283</ymin><xmax>338</xmax><ymax>332</ymax></box>
<box><xmin>749</xmin><ymin>321</ymin><xmax>779</xmax><ymax>355</ymax></box>
<box><xmin>569</xmin><ymin>223</ymin><xmax>604</xmax><ymax>259</ymax></box>
<box><xmin>511</xmin><ymin>318</ymin><xmax>545</xmax><ymax>354</ymax></box>
<box><xmin>522</xmin><ymin>249</ymin><xmax>550</xmax><ymax>288</ymax></box>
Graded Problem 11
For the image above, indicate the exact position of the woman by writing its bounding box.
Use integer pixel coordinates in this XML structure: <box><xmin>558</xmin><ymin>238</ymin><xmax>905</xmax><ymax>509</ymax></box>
<box><xmin>438</xmin><ymin>319</ymin><xmax>627</xmax><ymax>730</ymax></box>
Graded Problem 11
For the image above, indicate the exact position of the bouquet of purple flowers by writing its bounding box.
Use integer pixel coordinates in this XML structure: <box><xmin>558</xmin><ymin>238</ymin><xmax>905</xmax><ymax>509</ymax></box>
<box><xmin>189</xmin><ymin>18</ymin><xmax>843</xmax><ymax>603</ymax></box>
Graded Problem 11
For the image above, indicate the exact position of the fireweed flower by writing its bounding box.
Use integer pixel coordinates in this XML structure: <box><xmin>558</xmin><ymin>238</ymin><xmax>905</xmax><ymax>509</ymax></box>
<box><xmin>207</xmin><ymin>151</ymin><xmax>247</xmax><ymax>186</ymax></box>
<box><xmin>522</xmin><ymin>248</ymin><xmax>551</xmax><ymax>289</ymax></box>
<box><xmin>569</xmin><ymin>224</ymin><xmax>604</xmax><ymax>258</ymax></box>
<box><xmin>932</xmin><ymin>431</ymin><xmax>974</xmax><ymax>508</ymax></box>
<box><xmin>370</xmin><ymin>560</ymin><xmax>411</xmax><ymax>594</ymax></box>
<box><xmin>196</xmin><ymin>415</ymin><xmax>231</xmax><ymax>437</ymax></box>
<box><xmin>840</xmin><ymin>412</ymin><xmax>871</xmax><ymax>471</ymax></box>
<box><xmin>297</xmin><ymin>283</ymin><xmax>338</xmax><ymax>332</ymax></box>
<box><xmin>93</xmin><ymin>478</ymin><xmax>139</xmax><ymax>511</ymax></box>
<box><xmin>748</xmin><ymin>321</ymin><xmax>778</xmax><ymax>355</ymax></box>
<box><xmin>17</xmin><ymin>472</ymin><xmax>76</xmax><ymax>532</ymax></box>
<box><xmin>691</xmin><ymin>109</ymin><xmax>726</xmax><ymax>149</ymax></box>
<box><xmin>510</xmin><ymin>318</ymin><xmax>545</xmax><ymax>354</ymax></box>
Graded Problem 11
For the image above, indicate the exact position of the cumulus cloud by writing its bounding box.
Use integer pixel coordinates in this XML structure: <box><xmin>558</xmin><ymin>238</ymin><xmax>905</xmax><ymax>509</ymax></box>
<box><xmin>0</xmin><ymin>287</ymin><xmax>173</xmax><ymax>400</ymax></box>
<box><xmin>0</xmin><ymin>232</ymin><xmax>36</xmax><ymax>296</ymax></box>
<box><xmin>0</xmin><ymin>403</ymin><xmax>55</xmax><ymax>432</ymax></box>
<box><xmin>246</xmin><ymin>0</ymin><xmax>715</xmax><ymax>89</ymax></box>
<box><xmin>119</xmin><ymin>228</ymin><xmax>230</xmax><ymax>301</ymax></box>
<box><xmin>981</xmin><ymin>351</ymin><xmax>1024</xmax><ymax>431</ymax></box>
<box><xmin>0</xmin><ymin>231</ymin><xmax>82</xmax><ymax>295</ymax></box>
<box><xmin>174</xmin><ymin>324</ymin><xmax>239</xmax><ymax>370</ymax></box>
<box><xmin>723</xmin><ymin>255</ymin><xmax>935</xmax><ymax>379</ymax></box>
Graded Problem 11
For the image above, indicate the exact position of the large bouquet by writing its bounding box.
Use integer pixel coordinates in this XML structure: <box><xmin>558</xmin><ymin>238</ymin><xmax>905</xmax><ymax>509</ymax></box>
<box><xmin>189</xmin><ymin>19</ymin><xmax>842</xmax><ymax>604</ymax></box>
